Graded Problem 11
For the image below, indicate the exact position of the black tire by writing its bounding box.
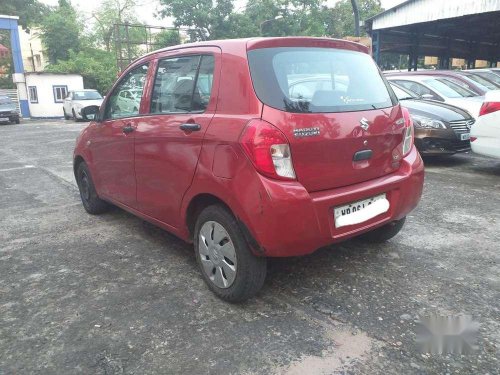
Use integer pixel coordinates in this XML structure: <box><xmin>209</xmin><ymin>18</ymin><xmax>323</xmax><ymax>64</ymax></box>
<box><xmin>358</xmin><ymin>217</ymin><xmax>406</xmax><ymax>243</ymax></box>
<box><xmin>15</xmin><ymin>118</ymin><xmax>20</xmax><ymax>124</ymax></box>
<box><xmin>76</xmin><ymin>162</ymin><xmax>109</xmax><ymax>215</ymax></box>
<box><xmin>63</xmin><ymin>109</ymin><xmax>70</xmax><ymax>120</ymax></box>
<box><xmin>194</xmin><ymin>205</ymin><xmax>267</xmax><ymax>302</ymax></box>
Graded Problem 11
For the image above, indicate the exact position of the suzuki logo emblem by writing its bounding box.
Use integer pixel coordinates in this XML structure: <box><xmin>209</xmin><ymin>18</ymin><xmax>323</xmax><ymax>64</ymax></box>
<box><xmin>360</xmin><ymin>117</ymin><xmax>370</xmax><ymax>131</ymax></box>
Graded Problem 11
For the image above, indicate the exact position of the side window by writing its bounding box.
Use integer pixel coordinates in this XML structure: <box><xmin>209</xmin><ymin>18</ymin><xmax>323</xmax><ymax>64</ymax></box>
<box><xmin>394</xmin><ymin>80</ymin><xmax>440</xmax><ymax>100</ymax></box>
<box><xmin>193</xmin><ymin>55</ymin><xmax>215</xmax><ymax>111</ymax></box>
<box><xmin>151</xmin><ymin>54</ymin><xmax>215</xmax><ymax>114</ymax></box>
<box><xmin>53</xmin><ymin>85</ymin><xmax>68</xmax><ymax>103</ymax></box>
<box><xmin>28</xmin><ymin>86</ymin><xmax>38</xmax><ymax>103</ymax></box>
<box><xmin>105</xmin><ymin>63</ymin><xmax>149</xmax><ymax>120</ymax></box>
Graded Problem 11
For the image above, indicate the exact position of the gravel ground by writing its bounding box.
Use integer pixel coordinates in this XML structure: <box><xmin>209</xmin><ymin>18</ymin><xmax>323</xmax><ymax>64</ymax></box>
<box><xmin>0</xmin><ymin>120</ymin><xmax>499</xmax><ymax>374</ymax></box>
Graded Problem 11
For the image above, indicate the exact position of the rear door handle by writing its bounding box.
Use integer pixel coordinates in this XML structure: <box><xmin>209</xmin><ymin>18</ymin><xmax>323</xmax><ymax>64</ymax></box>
<box><xmin>122</xmin><ymin>124</ymin><xmax>135</xmax><ymax>134</ymax></box>
<box><xmin>179</xmin><ymin>123</ymin><xmax>201</xmax><ymax>132</ymax></box>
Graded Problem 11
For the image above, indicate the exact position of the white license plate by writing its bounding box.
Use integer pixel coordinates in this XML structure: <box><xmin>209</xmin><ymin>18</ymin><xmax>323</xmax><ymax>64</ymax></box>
<box><xmin>0</xmin><ymin>117</ymin><xmax>8</xmax><ymax>121</ymax></box>
<box><xmin>334</xmin><ymin>194</ymin><xmax>389</xmax><ymax>228</ymax></box>
<box><xmin>461</xmin><ymin>133</ymin><xmax>470</xmax><ymax>141</ymax></box>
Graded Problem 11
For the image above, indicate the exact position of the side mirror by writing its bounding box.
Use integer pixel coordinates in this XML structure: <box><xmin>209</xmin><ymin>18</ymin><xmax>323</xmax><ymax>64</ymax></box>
<box><xmin>421</xmin><ymin>94</ymin><xmax>434</xmax><ymax>100</ymax></box>
<box><xmin>81</xmin><ymin>105</ymin><xmax>100</xmax><ymax>121</ymax></box>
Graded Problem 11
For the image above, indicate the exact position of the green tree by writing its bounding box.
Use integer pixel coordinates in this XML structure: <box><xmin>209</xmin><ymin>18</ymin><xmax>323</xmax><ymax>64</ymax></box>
<box><xmin>324</xmin><ymin>0</ymin><xmax>383</xmax><ymax>38</ymax></box>
<box><xmin>91</xmin><ymin>0</ymin><xmax>138</xmax><ymax>53</ymax></box>
<box><xmin>0</xmin><ymin>0</ymin><xmax>49</xmax><ymax>30</ymax></box>
<box><xmin>153</xmin><ymin>29</ymin><xmax>181</xmax><ymax>48</ymax></box>
<box><xmin>158</xmin><ymin>0</ymin><xmax>234</xmax><ymax>40</ymax></box>
<box><xmin>40</xmin><ymin>0</ymin><xmax>81</xmax><ymax>63</ymax></box>
<box><xmin>45</xmin><ymin>48</ymin><xmax>117</xmax><ymax>94</ymax></box>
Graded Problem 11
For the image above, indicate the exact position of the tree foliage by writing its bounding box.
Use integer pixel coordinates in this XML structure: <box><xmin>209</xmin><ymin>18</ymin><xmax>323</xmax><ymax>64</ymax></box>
<box><xmin>45</xmin><ymin>48</ymin><xmax>117</xmax><ymax>94</ymax></box>
<box><xmin>40</xmin><ymin>0</ymin><xmax>81</xmax><ymax>63</ymax></box>
<box><xmin>324</xmin><ymin>0</ymin><xmax>383</xmax><ymax>38</ymax></box>
<box><xmin>153</xmin><ymin>29</ymin><xmax>181</xmax><ymax>48</ymax></box>
<box><xmin>158</xmin><ymin>0</ymin><xmax>234</xmax><ymax>41</ymax></box>
<box><xmin>0</xmin><ymin>0</ymin><xmax>49</xmax><ymax>30</ymax></box>
<box><xmin>157</xmin><ymin>0</ymin><xmax>383</xmax><ymax>40</ymax></box>
<box><xmin>91</xmin><ymin>0</ymin><xmax>139</xmax><ymax>52</ymax></box>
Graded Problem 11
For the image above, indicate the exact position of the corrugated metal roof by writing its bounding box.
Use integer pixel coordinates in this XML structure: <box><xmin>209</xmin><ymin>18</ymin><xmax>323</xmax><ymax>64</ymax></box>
<box><xmin>368</xmin><ymin>0</ymin><xmax>500</xmax><ymax>30</ymax></box>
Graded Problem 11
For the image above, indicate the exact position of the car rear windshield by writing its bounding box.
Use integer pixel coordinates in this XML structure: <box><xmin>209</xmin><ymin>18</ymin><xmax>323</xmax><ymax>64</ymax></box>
<box><xmin>247</xmin><ymin>47</ymin><xmax>396</xmax><ymax>113</ymax></box>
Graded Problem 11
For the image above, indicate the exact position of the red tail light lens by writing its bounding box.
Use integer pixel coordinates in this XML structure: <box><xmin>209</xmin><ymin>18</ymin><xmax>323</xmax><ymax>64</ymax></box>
<box><xmin>470</xmin><ymin>136</ymin><xmax>477</xmax><ymax>142</ymax></box>
<box><xmin>479</xmin><ymin>102</ymin><xmax>500</xmax><ymax>117</ymax></box>
<box><xmin>240</xmin><ymin>119</ymin><xmax>296</xmax><ymax>180</ymax></box>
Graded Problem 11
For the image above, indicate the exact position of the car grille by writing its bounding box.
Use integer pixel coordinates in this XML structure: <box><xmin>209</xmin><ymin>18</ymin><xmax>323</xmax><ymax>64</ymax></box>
<box><xmin>449</xmin><ymin>119</ymin><xmax>474</xmax><ymax>135</ymax></box>
<box><xmin>0</xmin><ymin>111</ymin><xmax>12</xmax><ymax>116</ymax></box>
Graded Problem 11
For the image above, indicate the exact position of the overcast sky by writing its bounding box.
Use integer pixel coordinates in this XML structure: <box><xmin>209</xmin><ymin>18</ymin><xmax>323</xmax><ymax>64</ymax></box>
<box><xmin>40</xmin><ymin>0</ymin><xmax>405</xmax><ymax>27</ymax></box>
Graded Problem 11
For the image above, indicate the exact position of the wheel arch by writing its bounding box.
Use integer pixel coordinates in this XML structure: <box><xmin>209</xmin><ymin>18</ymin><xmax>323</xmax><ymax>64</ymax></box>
<box><xmin>185</xmin><ymin>193</ymin><xmax>233</xmax><ymax>240</ymax></box>
<box><xmin>73</xmin><ymin>155</ymin><xmax>86</xmax><ymax>179</ymax></box>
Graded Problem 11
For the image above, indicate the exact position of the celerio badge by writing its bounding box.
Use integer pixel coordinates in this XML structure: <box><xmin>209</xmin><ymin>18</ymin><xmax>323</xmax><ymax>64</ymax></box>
<box><xmin>360</xmin><ymin>118</ymin><xmax>370</xmax><ymax>131</ymax></box>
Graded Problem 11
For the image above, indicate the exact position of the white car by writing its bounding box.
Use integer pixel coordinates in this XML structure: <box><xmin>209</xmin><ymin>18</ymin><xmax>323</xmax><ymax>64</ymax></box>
<box><xmin>63</xmin><ymin>90</ymin><xmax>103</xmax><ymax>121</ymax></box>
<box><xmin>387</xmin><ymin>75</ymin><xmax>484</xmax><ymax>118</ymax></box>
<box><xmin>471</xmin><ymin>90</ymin><xmax>500</xmax><ymax>159</ymax></box>
<box><xmin>115</xmin><ymin>88</ymin><xmax>143</xmax><ymax>114</ymax></box>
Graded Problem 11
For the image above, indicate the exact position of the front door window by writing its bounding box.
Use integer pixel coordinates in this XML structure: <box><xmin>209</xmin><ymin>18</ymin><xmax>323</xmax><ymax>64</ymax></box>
<box><xmin>105</xmin><ymin>64</ymin><xmax>149</xmax><ymax>119</ymax></box>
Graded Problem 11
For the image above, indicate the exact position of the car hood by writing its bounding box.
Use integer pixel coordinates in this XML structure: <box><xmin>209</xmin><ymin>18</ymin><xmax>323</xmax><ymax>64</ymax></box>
<box><xmin>0</xmin><ymin>103</ymin><xmax>17</xmax><ymax>112</ymax></box>
<box><xmin>400</xmin><ymin>99</ymin><xmax>471</xmax><ymax>122</ymax></box>
<box><xmin>72</xmin><ymin>99</ymin><xmax>103</xmax><ymax>107</ymax></box>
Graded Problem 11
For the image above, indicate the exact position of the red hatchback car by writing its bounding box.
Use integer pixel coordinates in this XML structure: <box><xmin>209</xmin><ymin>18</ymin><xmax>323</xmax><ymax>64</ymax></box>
<box><xmin>74</xmin><ymin>37</ymin><xmax>424</xmax><ymax>301</ymax></box>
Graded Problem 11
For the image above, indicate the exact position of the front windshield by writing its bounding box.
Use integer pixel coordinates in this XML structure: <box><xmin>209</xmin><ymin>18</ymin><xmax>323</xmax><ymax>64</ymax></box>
<box><xmin>390</xmin><ymin>84</ymin><xmax>418</xmax><ymax>100</ymax></box>
<box><xmin>424</xmin><ymin>78</ymin><xmax>476</xmax><ymax>98</ymax></box>
<box><xmin>73</xmin><ymin>91</ymin><xmax>103</xmax><ymax>100</ymax></box>
<box><xmin>0</xmin><ymin>95</ymin><xmax>13</xmax><ymax>105</ymax></box>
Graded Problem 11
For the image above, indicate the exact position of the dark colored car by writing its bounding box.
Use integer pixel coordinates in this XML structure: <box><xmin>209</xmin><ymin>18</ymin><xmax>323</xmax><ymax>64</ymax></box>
<box><xmin>390</xmin><ymin>83</ymin><xmax>473</xmax><ymax>156</ymax></box>
<box><xmin>74</xmin><ymin>37</ymin><xmax>424</xmax><ymax>301</ymax></box>
<box><xmin>0</xmin><ymin>95</ymin><xmax>20</xmax><ymax>124</ymax></box>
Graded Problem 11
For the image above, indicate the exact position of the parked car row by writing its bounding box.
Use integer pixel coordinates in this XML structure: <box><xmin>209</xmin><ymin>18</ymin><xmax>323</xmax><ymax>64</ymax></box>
<box><xmin>385</xmin><ymin>68</ymin><xmax>500</xmax><ymax>159</ymax></box>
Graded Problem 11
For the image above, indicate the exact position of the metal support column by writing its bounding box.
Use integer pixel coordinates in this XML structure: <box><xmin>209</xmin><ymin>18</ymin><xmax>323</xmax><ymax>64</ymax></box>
<box><xmin>408</xmin><ymin>33</ymin><xmax>419</xmax><ymax>71</ymax></box>
<box><xmin>372</xmin><ymin>30</ymin><xmax>380</xmax><ymax>65</ymax></box>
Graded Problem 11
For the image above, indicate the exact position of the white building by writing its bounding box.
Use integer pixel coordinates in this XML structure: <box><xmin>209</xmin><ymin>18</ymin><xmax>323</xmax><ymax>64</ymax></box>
<box><xmin>18</xmin><ymin>27</ymin><xmax>48</xmax><ymax>73</ymax></box>
<box><xmin>25</xmin><ymin>73</ymin><xmax>83</xmax><ymax>118</ymax></box>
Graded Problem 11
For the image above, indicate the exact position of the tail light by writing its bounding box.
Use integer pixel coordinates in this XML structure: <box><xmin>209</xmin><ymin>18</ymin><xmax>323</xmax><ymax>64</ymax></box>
<box><xmin>479</xmin><ymin>101</ymin><xmax>500</xmax><ymax>117</ymax></box>
<box><xmin>470</xmin><ymin>137</ymin><xmax>477</xmax><ymax>142</ymax></box>
<box><xmin>401</xmin><ymin>107</ymin><xmax>414</xmax><ymax>156</ymax></box>
<box><xmin>240</xmin><ymin>119</ymin><xmax>296</xmax><ymax>180</ymax></box>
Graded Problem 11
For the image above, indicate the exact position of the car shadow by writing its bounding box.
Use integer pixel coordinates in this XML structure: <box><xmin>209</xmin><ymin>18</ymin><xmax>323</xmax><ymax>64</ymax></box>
<box><xmin>98</xmin><ymin>204</ymin><xmax>406</xmax><ymax>303</ymax></box>
<box><xmin>421</xmin><ymin>154</ymin><xmax>471</xmax><ymax>167</ymax></box>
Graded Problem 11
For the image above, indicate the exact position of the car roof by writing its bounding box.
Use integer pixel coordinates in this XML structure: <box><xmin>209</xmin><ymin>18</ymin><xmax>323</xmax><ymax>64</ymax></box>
<box><xmin>140</xmin><ymin>37</ymin><xmax>369</xmax><ymax>60</ymax></box>
<box><xmin>386</xmin><ymin>75</ymin><xmax>436</xmax><ymax>83</ymax></box>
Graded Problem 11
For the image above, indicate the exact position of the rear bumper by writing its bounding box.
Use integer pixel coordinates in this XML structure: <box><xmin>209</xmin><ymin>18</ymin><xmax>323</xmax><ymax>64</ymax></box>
<box><xmin>0</xmin><ymin>113</ymin><xmax>19</xmax><ymax>122</ymax></box>
<box><xmin>471</xmin><ymin>137</ymin><xmax>500</xmax><ymax>159</ymax></box>
<box><xmin>415</xmin><ymin>128</ymin><xmax>470</xmax><ymax>155</ymax></box>
<box><xmin>245</xmin><ymin>146</ymin><xmax>424</xmax><ymax>257</ymax></box>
